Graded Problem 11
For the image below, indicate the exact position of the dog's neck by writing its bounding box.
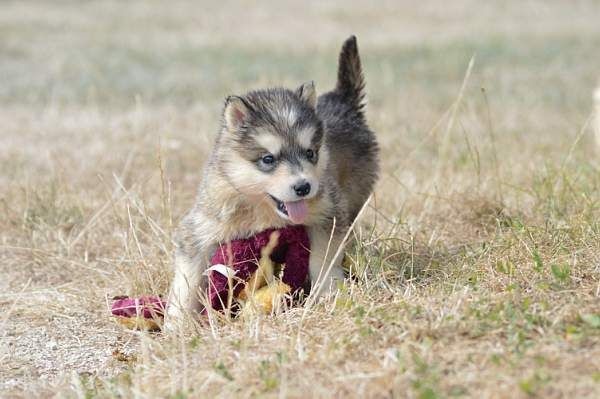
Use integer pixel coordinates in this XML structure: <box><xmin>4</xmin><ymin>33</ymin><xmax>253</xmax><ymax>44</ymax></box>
<box><xmin>197</xmin><ymin>169</ymin><xmax>287</xmax><ymax>241</ymax></box>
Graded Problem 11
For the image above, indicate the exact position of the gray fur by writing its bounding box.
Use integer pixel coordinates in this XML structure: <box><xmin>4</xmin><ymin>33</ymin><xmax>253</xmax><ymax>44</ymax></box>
<box><xmin>319</xmin><ymin>36</ymin><xmax>379</xmax><ymax>220</ymax></box>
<box><xmin>165</xmin><ymin>36</ymin><xmax>379</xmax><ymax>325</ymax></box>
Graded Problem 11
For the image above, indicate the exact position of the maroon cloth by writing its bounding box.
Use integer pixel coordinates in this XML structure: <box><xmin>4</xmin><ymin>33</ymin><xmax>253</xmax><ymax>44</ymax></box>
<box><xmin>111</xmin><ymin>296</ymin><xmax>167</xmax><ymax>318</ymax></box>
<box><xmin>208</xmin><ymin>225</ymin><xmax>310</xmax><ymax>311</ymax></box>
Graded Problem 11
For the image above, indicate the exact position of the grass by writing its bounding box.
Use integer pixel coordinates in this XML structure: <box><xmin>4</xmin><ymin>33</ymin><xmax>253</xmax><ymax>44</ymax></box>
<box><xmin>2</xmin><ymin>0</ymin><xmax>600</xmax><ymax>397</ymax></box>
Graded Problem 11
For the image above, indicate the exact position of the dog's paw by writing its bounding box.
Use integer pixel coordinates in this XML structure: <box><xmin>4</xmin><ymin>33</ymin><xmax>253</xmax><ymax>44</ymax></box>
<box><xmin>162</xmin><ymin>307</ymin><xmax>184</xmax><ymax>333</ymax></box>
<box><xmin>311</xmin><ymin>270</ymin><xmax>346</xmax><ymax>300</ymax></box>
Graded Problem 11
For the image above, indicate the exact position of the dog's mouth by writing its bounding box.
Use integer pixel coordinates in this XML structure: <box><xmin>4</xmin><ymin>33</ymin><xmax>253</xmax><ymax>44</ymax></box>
<box><xmin>269</xmin><ymin>195</ymin><xmax>308</xmax><ymax>225</ymax></box>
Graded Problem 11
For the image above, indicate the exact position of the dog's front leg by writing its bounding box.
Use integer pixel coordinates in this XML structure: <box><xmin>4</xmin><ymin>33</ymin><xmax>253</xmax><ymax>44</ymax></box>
<box><xmin>307</xmin><ymin>225</ymin><xmax>346</xmax><ymax>299</ymax></box>
<box><xmin>164</xmin><ymin>243</ymin><xmax>215</xmax><ymax>331</ymax></box>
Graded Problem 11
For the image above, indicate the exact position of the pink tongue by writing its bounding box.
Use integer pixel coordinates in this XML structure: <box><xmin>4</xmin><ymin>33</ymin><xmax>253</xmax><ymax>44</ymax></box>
<box><xmin>285</xmin><ymin>200</ymin><xmax>308</xmax><ymax>224</ymax></box>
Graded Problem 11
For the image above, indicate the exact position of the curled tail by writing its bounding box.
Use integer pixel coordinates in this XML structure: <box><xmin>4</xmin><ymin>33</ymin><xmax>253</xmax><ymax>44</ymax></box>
<box><xmin>335</xmin><ymin>35</ymin><xmax>365</xmax><ymax>110</ymax></box>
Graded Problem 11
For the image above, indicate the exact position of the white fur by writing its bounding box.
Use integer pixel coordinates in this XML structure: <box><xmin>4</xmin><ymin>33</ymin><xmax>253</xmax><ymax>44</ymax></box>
<box><xmin>273</xmin><ymin>106</ymin><xmax>297</xmax><ymax>127</ymax></box>
<box><xmin>164</xmin><ymin>252</ymin><xmax>204</xmax><ymax>330</ymax></box>
<box><xmin>265</xmin><ymin>162</ymin><xmax>320</xmax><ymax>203</ymax></box>
<box><xmin>297</xmin><ymin>127</ymin><xmax>315</xmax><ymax>149</ymax></box>
<box><xmin>287</xmin><ymin>108</ymin><xmax>297</xmax><ymax>126</ymax></box>
<box><xmin>254</xmin><ymin>132</ymin><xmax>283</xmax><ymax>155</ymax></box>
<box><xmin>307</xmin><ymin>225</ymin><xmax>346</xmax><ymax>298</ymax></box>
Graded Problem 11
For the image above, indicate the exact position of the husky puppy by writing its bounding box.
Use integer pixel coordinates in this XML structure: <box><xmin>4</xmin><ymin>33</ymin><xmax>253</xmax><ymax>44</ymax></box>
<box><xmin>166</xmin><ymin>36</ymin><xmax>379</xmax><ymax>325</ymax></box>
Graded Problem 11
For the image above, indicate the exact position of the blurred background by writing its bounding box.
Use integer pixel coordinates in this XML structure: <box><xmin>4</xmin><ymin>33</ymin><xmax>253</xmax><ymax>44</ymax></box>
<box><xmin>3</xmin><ymin>1</ymin><xmax>600</xmax><ymax>206</ymax></box>
<box><xmin>2</xmin><ymin>1</ymin><xmax>600</xmax><ymax>396</ymax></box>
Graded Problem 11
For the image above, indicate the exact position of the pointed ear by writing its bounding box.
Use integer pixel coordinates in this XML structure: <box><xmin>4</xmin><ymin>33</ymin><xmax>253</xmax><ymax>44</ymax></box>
<box><xmin>224</xmin><ymin>96</ymin><xmax>251</xmax><ymax>131</ymax></box>
<box><xmin>296</xmin><ymin>81</ymin><xmax>317</xmax><ymax>108</ymax></box>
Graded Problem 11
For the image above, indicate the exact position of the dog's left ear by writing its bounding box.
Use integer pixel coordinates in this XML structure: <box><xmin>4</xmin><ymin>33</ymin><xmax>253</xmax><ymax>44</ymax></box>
<box><xmin>296</xmin><ymin>81</ymin><xmax>317</xmax><ymax>108</ymax></box>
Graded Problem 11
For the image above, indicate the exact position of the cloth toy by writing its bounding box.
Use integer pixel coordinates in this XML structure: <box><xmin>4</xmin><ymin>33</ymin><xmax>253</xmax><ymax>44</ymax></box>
<box><xmin>111</xmin><ymin>295</ymin><xmax>166</xmax><ymax>331</ymax></box>
<box><xmin>110</xmin><ymin>225</ymin><xmax>310</xmax><ymax>330</ymax></box>
<box><xmin>207</xmin><ymin>225</ymin><xmax>310</xmax><ymax>313</ymax></box>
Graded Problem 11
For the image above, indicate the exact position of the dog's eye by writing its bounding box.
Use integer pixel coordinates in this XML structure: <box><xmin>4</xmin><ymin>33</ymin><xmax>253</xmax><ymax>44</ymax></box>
<box><xmin>305</xmin><ymin>149</ymin><xmax>315</xmax><ymax>160</ymax></box>
<box><xmin>261</xmin><ymin>154</ymin><xmax>275</xmax><ymax>164</ymax></box>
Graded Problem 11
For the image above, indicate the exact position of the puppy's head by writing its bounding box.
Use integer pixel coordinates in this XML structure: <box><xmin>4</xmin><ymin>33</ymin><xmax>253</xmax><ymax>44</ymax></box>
<box><xmin>217</xmin><ymin>82</ymin><xmax>328</xmax><ymax>225</ymax></box>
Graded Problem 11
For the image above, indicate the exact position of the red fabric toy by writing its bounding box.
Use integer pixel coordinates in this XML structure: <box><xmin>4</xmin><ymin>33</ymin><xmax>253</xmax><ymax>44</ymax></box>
<box><xmin>111</xmin><ymin>295</ymin><xmax>167</xmax><ymax>330</ymax></box>
<box><xmin>207</xmin><ymin>225</ymin><xmax>310</xmax><ymax>312</ymax></box>
<box><xmin>110</xmin><ymin>226</ymin><xmax>310</xmax><ymax>329</ymax></box>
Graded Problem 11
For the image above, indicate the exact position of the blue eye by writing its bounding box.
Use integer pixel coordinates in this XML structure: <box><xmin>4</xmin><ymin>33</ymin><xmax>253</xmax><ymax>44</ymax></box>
<box><xmin>262</xmin><ymin>154</ymin><xmax>275</xmax><ymax>164</ymax></box>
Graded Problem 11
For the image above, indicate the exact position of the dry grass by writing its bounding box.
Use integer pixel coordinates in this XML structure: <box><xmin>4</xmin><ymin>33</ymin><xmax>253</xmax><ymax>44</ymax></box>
<box><xmin>2</xmin><ymin>1</ymin><xmax>600</xmax><ymax>397</ymax></box>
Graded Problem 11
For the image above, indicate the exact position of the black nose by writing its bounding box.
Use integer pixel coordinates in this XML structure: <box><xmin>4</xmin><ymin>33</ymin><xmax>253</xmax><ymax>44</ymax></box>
<box><xmin>293</xmin><ymin>181</ymin><xmax>311</xmax><ymax>197</ymax></box>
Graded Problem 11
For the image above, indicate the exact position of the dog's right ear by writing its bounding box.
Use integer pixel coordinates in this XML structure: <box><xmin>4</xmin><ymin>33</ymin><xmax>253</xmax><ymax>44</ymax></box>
<box><xmin>296</xmin><ymin>81</ymin><xmax>317</xmax><ymax>108</ymax></box>
<box><xmin>224</xmin><ymin>96</ymin><xmax>251</xmax><ymax>131</ymax></box>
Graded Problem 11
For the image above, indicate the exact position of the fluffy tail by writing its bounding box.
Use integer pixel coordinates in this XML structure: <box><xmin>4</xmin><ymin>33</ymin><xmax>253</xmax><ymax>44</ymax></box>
<box><xmin>335</xmin><ymin>35</ymin><xmax>365</xmax><ymax>109</ymax></box>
